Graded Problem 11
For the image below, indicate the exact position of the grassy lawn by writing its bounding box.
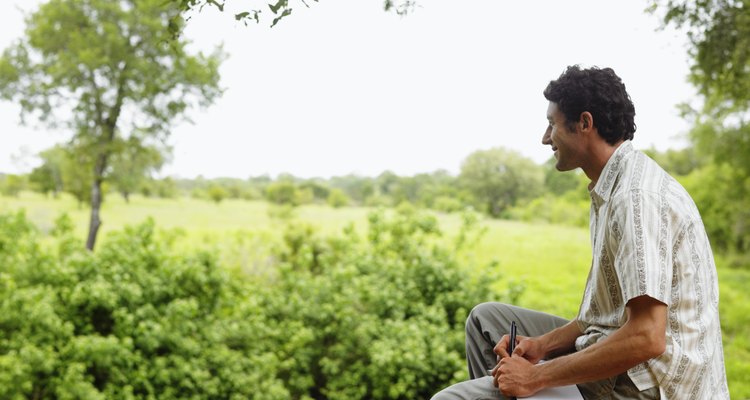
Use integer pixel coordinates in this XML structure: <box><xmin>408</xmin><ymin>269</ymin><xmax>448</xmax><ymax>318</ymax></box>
<box><xmin>2</xmin><ymin>191</ymin><xmax>748</xmax><ymax>398</ymax></box>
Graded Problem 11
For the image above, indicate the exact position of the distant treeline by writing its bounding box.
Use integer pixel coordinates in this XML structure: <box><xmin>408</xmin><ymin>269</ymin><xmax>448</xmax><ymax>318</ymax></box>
<box><xmin>2</xmin><ymin>144</ymin><xmax>745</xmax><ymax>257</ymax></box>
<box><xmin>0</xmin><ymin>145</ymin><xmax>698</xmax><ymax>218</ymax></box>
<box><xmin>2</xmin><ymin>146</ymin><xmax>585</xmax><ymax>219</ymax></box>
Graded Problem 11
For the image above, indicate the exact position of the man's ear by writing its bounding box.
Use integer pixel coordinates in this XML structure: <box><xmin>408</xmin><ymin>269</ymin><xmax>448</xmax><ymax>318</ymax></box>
<box><xmin>579</xmin><ymin>112</ymin><xmax>593</xmax><ymax>132</ymax></box>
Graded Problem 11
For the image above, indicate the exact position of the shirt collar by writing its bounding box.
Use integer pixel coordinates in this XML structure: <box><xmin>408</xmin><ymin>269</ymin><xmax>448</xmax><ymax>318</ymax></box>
<box><xmin>589</xmin><ymin>140</ymin><xmax>634</xmax><ymax>206</ymax></box>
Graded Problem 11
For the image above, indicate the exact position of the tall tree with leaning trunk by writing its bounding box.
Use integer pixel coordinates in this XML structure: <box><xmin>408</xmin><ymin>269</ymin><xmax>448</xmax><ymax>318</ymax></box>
<box><xmin>0</xmin><ymin>0</ymin><xmax>223</xmax><ymax>250</ymax></box>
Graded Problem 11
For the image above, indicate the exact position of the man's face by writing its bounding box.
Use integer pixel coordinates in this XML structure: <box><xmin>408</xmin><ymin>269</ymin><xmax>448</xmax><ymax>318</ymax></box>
<box><xmin>542</xmin><ymin>102</ymin><xmax>582</xmax><ymax>171</ymax></box>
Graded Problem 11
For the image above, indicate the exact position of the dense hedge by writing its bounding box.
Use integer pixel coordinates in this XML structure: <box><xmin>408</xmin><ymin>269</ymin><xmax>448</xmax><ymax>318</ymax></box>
<box><xmin>0</xmin><ymin>208</ymin><xmax>511</xmax><ymax>399</ymax></box>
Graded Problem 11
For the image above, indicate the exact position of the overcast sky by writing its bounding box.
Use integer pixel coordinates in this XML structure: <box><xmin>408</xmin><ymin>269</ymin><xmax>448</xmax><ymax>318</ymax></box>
<box><xmin>0</xmin><ymin>0</ymin><xmax>695</xmax><ymax>179</ymax></box>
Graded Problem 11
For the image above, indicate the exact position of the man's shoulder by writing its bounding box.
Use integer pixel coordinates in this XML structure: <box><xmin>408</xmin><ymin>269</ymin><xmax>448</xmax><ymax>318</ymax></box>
<box><xmin>611</xmin><ymin>151</ymin><xmax>691</xmax><ymax>198</ymax></box>
<box><xmin>607</xmin><ymin>153</ymin><xmax>702</xmax><ymax>228</ymax></box>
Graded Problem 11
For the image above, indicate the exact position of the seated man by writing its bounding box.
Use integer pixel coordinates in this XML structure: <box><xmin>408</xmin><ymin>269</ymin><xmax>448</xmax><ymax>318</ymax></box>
<box><xmin>432</xmin><ymin>66</ymin><xmax>729</xmax><ymax>399</ymax></box>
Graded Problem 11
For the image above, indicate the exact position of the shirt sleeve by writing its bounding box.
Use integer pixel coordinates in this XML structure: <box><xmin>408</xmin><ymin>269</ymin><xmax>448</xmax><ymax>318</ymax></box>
<box><xmin>607</xmin><ymin>190</ymin><xmax>672</xmax><ymax>306</ymax></box>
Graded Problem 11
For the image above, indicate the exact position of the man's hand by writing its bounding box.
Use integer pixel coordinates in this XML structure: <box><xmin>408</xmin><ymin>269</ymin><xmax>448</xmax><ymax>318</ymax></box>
<box><xmin>492</xmin><ymin>355</ymin><xmax>542</xmax><ymax>397</ymax></box>
<box><xmin>492</xmin><ymin>335</ymin><xmax>546</xmax><ymax>365</ymax></box>
<box><xmin>490</xmin><ymin>335</ymin><xmax>547</xmax><ymax>379</ymax></box>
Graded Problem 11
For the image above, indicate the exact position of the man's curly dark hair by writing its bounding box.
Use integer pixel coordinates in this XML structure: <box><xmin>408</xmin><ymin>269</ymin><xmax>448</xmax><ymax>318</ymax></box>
<box><xmin>543</xmin><ymin>66</ymin><xmax>636</xmax><ymax>145</ymax></box>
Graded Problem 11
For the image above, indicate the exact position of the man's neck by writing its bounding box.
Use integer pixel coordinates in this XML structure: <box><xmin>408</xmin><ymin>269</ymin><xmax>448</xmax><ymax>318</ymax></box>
<box><xmin>585</xmin><ymin>140</ymin><xmax>625</xmax><ymax>190</ymax></box>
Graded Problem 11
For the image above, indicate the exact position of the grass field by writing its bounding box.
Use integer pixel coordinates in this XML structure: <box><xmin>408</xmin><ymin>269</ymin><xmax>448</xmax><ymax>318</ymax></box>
<box><xmin>3</xmin><ymin>191</ymin><xmax>748</xmax><ymax>398</ymax></box>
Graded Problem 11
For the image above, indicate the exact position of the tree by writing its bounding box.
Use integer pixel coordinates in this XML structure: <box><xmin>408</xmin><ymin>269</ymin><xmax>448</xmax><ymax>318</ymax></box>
<box><xmin>0</xmin><ymin>0</ymin><xmax>223</xmax><ymax>250</ymax></box>
<box><xmin>29</xmin><ymin>147</ymin><xmax>67</xmax><ymax>198</ymax></box>
<box><xmin>459</xmin><ymin>147</ymin><xmax>543</xmax><ymax>218</ymax></box>
<box><xmin>651</xmin><ymin>0</ymin><xmax>750</xmax><ymax>174</ymax></box>
<box><xmin>266</xmin><ymin>180</ymin><xmax>300</xmax><ymax>206</ymax></box>
<box><xmin>642</xmin><ymin>146</ymin><xmax>703</xmax><ymax>177</ymax></box>
<box><xmin>108</xmin><ymin>137</ymin><xmax>166</xmax><ymax>203</ymax></box>
<box><xmin>652</xmin><ymin>0</ymin><xmax>750</xmax><ymax>253</ymax></box>
<box><xmin>171</xmin><ymin>0</ymin><xmax>417</xmax><ymax>31</ymax></box>
<box><xmin>652</xmin><ymin>0</ymin><xmax>750</xmax><ymax>109</ymax></box>
<box><xmin>329</xmin><ymin>174</ymin><xmax>375</xmax><ymax>205</ymax></box>
<box><xmin>542</xmin><ymin>157</ymin><xmax>580</xmax><ymax>195</ymax></box>
<box><xmin>207</xmin><ymin>184</ymin><xmax>228</xmax><ymax>203</ymax></box>
<box><xmin>327</xmin><ymin>188</ymin><xmax>350</xmax><ymax>208</ymax></box>
<box><xmin>0</xmin><ymin>174</ymin><xmax>26</xmax><ymax>197</ymax></box>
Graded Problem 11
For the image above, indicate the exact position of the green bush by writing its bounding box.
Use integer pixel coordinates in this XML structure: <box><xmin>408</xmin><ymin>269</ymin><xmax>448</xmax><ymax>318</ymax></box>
<box><xmin>262</xmin><ymin>207</ymin><xmax>505</xmax><ymax>399</ymax></box>
<box><xmin>0</xmin><ymin>208</ymin><xmax>515</xmax><ymax>399</ymax></box>
<box><xmin>432</xmin><ymin>196</ymin><xmax>464</xmax><ymax>213</ymax></box>
<box><xmin>326</xmin><ymin>188</ymin><xmax>350</xmax><ymax>208</ymax></box>
<box><xmin>207</xmin><ymin>185</ymin><xmax>228</xmax><ymax>204</ymax></box>
<box><xmin>680</xmin><ymin>163</ymin><xmax>750</xmax><ymax>254</ymax></box>
<box><xmin>507</xmin><ymin>195</ymin><xmax>589</xmax><ymax>227</ymax></box>
<box><xmin>0</xmin><ymin>212</ymin><xmax>287</xmax><ymax>399</ymax></box>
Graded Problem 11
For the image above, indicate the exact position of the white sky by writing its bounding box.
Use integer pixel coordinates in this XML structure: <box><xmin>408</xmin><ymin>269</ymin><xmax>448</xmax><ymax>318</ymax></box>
<box><xmin>0</xmin><ymin>0</ymin><xmax>694</xmax><ymax>179</ymax></box>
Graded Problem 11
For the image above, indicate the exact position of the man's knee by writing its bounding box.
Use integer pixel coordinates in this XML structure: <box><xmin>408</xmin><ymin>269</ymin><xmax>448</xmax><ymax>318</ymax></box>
<box><xmin>466</xmin><ymin>302</ymin><xmax>511</xmax><ymax>328</ymax></box>
<box><xmin>430</xmin><ymin>390</ymin><xmax>455</xmax><ymax>400</ymax></box>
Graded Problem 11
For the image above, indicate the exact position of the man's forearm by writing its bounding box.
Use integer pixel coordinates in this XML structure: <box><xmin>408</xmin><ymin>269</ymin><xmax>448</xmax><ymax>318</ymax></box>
<box><xmin>538</xmin><ymin>320</ymin><xmax>582</xmax><ymax>359</ymax></box>
<box><xmin>532</xmin><ymin>298</ymin><xmax>667</xmax><ymax>389</ymax></box>
<box><xmin>532</xmin><ymin>323</ymin><xmax>660</xmax><ymax>387</ymax></box>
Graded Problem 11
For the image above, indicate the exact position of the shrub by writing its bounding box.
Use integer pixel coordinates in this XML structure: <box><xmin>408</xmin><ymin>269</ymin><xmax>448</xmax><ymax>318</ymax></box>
<box><xmin>262</xmin><ymin>206</ymin><xmax>509</xmax><ymax>399</ymax></box>
<box><xmin>207</xmin><ymin>185</ymin><xmax>228</xmax><ymax>204</ymax></box>
<box><xmin>326</xmin><ymin>188</ymin><xmax>350</xmax><ymax>208</ymax></box>
<box><xmin>0</xmin><ymin>208</ymin><xmax>519</xmax><ymax>399</ymax></box>
<box><xmin>0</xmin><ymin>213</ymin><xmax>287</xmax><ymax>399</ymax></box>
<box><xmin>507</xmin><ymin>195</ymin><xmax>589</xmax><ymax>227</ymax></box>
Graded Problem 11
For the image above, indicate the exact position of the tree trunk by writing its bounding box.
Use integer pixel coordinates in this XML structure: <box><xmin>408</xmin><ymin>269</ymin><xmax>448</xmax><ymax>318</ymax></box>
<box><xmin>86</xmin><ymin>151</ymin><xmax>109</xmax><ymax>251</ymax></box>
<box><xmin>86</xmin><ymin>177</ymin><xmax>103</xmax><ymax>251</ymax></box>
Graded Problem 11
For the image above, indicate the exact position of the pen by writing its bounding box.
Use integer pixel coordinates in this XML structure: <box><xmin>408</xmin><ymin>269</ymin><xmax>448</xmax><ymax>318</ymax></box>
<box><xmin>508</xmin><ymin>321</ymin><xmax>517</xmax><ymax>400</ymax></box>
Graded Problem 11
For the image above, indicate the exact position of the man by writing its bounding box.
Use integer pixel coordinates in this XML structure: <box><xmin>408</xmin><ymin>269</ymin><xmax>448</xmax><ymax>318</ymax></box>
<box><xmin>431</xmin><ymin>66</ymin><xmax>729</xmax><ymax>399</ymax></box>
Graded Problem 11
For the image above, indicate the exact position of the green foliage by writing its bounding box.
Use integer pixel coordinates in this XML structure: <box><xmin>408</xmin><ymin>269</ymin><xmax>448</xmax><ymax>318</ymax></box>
<box><xmin>642</xmin><ymin>146</ymin><xmax>703</xmax><ymax>177</ymax></box>
<box><xmin>0</xmin><ymin>206</ymin><xmax>512</xmax><ymax>399</ymax></box>
<box><xmin>653</xmin><ymin>0</ymin><xmax>750</xmax><ymax>257</ymax></box>
<box><xmin>29</xmin><ymin>163</ymin><xmax>61</xmax><ymax>197</ymax></box>
<box><xmin>652</xmin><ymin>0</ymin><xmax>750</xmax><ymax>110</ymax></box>
<box><xmin>0</xmin><ymin>174</ymin><xmax>26</xmax><ymax>197</ymax></box>
<box><xmin>265</xmin><ymin>180</ymin><xmax>299</xmax><ymax>206</ymax></box>
<box><xmin>108</xmin><ymin>137</ymin><xmax>166</xmax><ymax>203</ymax></box>
<box><xmin>717</xmin><ymin>263</ymin><xmax>750</xmax><ymax>398</ymax></box>
<box><xmin>459</xmin><ymin>147</ymin><xmax>544</xmax><ymax>217</ymax></box>
<box><xmin>1</xmin><ymin>196</ymin><xmax>748</xmax><ymax>397</ymax></box>
<box><xmin>267</xmin><ymin>204</ymin><xmax>297</xmax><ymax>221</ymax></box>
<box><xmin>0</xmin><ymin>213</ymin><xmax>288</xmax><ymax>399</ymax></box>
<box><xmin>171</xmin><ymin>0</ymin><xmax>415</xmax><ymax>32</ymax></box>
<box><xmin>680</xmin><ymin>163</ymin><xmax>750</xmax><ymax>253</ymax></box>
<box><xmin>263</xmin><ymin>206</ymin><xmax>502</xmax><ymax>399</ymax></box>
<box><xmin>0</xmin><ymin>0</ymin><xmax>223</xmax><ymax>250</ymax></box>
<box><xmin>300</xmin><ymin>180</ymin><xmax>330</xmax><ymax>202</ymax></box>
<box><xmin>326</xmin><ymin>188</ymin><xmax>350</xmax><ymax>208</ymax></box>
<box><xmin>141</xmin><ymin>177</ymin><xmax>179</xmax><ymax>199</ymax></box>
<box><xmin>330</xmin><ymin>174</ymin><xmax>375</xmax><ymax>205</ymax></box>
<box><xmin>507</xmin><ymin>195</ymin><xmax>589</xmax><ymax>228</ymax></box>
<box><xmin>543</xmin><ymin>157</ymin><xmax>581</xmax><ymax>195</ymax></box>
<box><xmin>32</xmin><ymin>145</ymin><xmax>91</xmax><ymax>205</ymax></box>
<box><xmin>432</xmin><ymin>195</ymin><xmax>464</xmax><ymax>213</ymax></box>
<box><xmin>207</xmin><ymin>184</ymin><xmax>228</xmax><ymax>204</ymax></box>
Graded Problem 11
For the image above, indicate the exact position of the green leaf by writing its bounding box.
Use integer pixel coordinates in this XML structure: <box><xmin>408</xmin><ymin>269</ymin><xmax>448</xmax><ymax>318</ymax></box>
<box><xmin>271</xmin><ymin>8</ymin><xmax>292</xmax><ymax>27</ymax></box>
<box><xmin>268</xmin><ymin>0</ymin><xmax>288</xmax><ymax>15</ymax></box>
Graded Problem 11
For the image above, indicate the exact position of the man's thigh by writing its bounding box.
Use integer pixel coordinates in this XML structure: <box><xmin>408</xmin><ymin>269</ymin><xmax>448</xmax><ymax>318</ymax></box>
<box><xmin>431</xmin><ymin>376</ymin><xmax>507</xmax><ymax>400</ymax></box>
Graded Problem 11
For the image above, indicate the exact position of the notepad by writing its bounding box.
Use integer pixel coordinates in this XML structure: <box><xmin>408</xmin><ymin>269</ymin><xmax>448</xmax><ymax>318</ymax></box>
<box><xmin>521</xmin><ymin>384</ymin><xmax>583</xmax><ymax>399</ymax></box>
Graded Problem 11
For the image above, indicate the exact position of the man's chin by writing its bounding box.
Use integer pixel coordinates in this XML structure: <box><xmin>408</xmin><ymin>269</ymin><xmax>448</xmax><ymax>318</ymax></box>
<box><xmin>555</xmin><ymin>162</ymin><xmax>575</xmax><ymax>172</ymax></box>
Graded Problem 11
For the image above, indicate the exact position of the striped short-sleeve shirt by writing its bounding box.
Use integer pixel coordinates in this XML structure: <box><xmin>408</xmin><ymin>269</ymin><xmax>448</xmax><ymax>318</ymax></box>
<box><xmin>575</xmin><ymin>141</ymin><xmax>729</xmax><ymax>399</ymax></box>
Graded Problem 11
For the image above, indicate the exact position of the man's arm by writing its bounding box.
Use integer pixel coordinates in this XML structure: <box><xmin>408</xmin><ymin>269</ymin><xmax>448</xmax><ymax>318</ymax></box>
<box><xmin>495</xmin><ymin>295</ymin><xmax>667</xmax><ymax>397</ymax></box>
